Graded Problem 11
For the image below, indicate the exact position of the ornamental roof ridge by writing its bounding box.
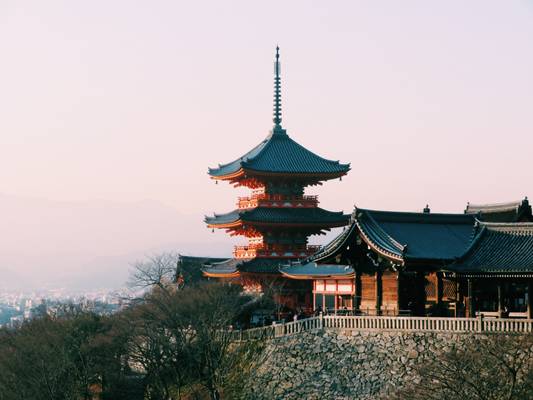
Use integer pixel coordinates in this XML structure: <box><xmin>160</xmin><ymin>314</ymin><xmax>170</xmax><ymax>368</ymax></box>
<box><xmin>465</xmin><ymin>197</ymin><xmax>529</xmax><ymax>213</ymax></box>
<box><xmin>306</xmin><ymin>222</ymin><xmax>358</xmax><ymax>263</ymax></box>
<box><xmin>454</xmin><ymin>223</ymin><xmax>488</xmax><ymax>262</ymax></box>
<box><xmin>354</xmin><ymin>207</ymin><xmax>473</xmax><ymax>224</ymax></box>
<box><xmin>356</xmin><ymin>209</ymin><xmax>406</xmax><ymax>253</ymax></box>
<box><xmin>477</xmin><ymin>220</ymin><xmax>533</xmax><ymax>232</ymax></box>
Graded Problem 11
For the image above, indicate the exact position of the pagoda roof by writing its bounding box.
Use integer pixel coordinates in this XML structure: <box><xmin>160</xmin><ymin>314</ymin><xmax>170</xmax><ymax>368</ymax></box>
<box><xmin>447</xmin><ymin>222</ymin><xmax>533</xmax><ymax>276</ymax></box>
<box><xmin>202</xmin><ymin>257</ymin><xmax>289</xmax><ymax>277</ymax></box>
<box><xmin>205</xmin><ymin>207</ymin><xmax>349</xmax><ymax>228</ymax></box>
<box><xmin>280</xmin><ymin>262</ymin><xmax>354</xmax><ymax>279</ymax></box>
<box><xmin>208</xmin><ymin>129</ymin><xmax>350</xmax><ymax>180</ymax></box>
<box><xmin>464</xmin><ymin>197</ymin><xmax>532</xmax><ymax>222</ymax></box>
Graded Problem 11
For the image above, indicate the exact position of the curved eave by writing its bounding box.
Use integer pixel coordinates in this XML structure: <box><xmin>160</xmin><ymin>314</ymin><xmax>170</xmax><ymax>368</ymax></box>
<box><xmin>281</xmin><ymin>271</ymin><xmax>355</xmax><ymax>280</ymax></box>
<box><xmin>207</xmin><ymin>221</ymin><xmax>346</xmax><ymax>229</ymax></box>
<box><xmin>208</xmin><ymin>167</ymin><xmax>350</xmax><ymax>182</ymax></box>
<box><xmin>240</xmin><ymin>167</ymin><xmax>350</xmax><ymax>180</ymax></box>
<box><xmin>247</xmin><ymin>220</ymin><xmax>348</xmax><ymax>228</ymax></box>
<box><xmin>206</xmin><ymin>220</ymin><xmax>242</xmax><ymax>229</ymax></box>
<box><xmin>446</xmin><ymin>272</ymin><xmax>533</xmax><ymax>278</ymax></box>
<box><xmin>209</xmin><ymin>168</ymin><xmax>245</xmax><ymax>181</ymax></box>
<box><xmin>354</xmin><ymin>220</ymin><xmax>404</xmax><ymax>264</ymax></box>
<box><xmin>202</xmin><ymin>270</ymin><xmax>241</xmax><ymax>278</ymax></box>
<box><xmin>207</xmin><ymin>218</ymin><xmax>349</xmax><ymax>229</ymax></box>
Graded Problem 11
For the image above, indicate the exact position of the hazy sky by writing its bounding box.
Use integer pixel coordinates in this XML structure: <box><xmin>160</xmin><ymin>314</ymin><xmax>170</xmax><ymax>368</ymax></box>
<box><xmin>1</xmin><ymin>1</ymin><xmax>533</xmax><ymax>288</ymax></box>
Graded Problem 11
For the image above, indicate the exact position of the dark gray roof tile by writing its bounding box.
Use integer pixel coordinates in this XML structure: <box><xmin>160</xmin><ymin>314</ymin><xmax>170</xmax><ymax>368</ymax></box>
<box><xmin>208</xmin><ymin>130</ymin><xmax>350</xmax><ymax>178</ymax></box>
<box><xmin>205</xmin><ymin>207</ymin><xmax>349</xmax><ymax>227</ymax></box>
<box><xmin>448</xmin><ymin>222</ymin><xmax>533</xmax><ymax>274</ymax></box>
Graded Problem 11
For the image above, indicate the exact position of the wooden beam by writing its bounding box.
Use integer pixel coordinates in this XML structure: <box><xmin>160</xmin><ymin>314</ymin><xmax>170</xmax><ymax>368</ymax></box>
<box><xmin>436</xmin><ymin>272</ymin><xmax>443</xmax><ymax>315</ymax></box>
<box><xmin>527</xmin><ymin>279</ymin><xmax>533</xmax><ymax>319</ymax></box>
<box><xmin>498</xmin><ymin>280</ymin><xmax>503</xmax><ymax>318</ymax></box>
<box><xmin>397</xmin><ymin>270</ymin><xmax>402</xmax><ymax>316</ymax></box>
<box><xmin>355</xmin><ymin>271</ymin><xmax>361</xmax><ymax>312</ymax></box>
<box><xmin>457</xmin><ymin>278</ymin><xmax>466</xmax><ymax>318</ymax></box>
<box><xmin>415</xmin><ymin>271</ymin><xmax>426</xmax><ymax>316</ymax></box>
<box><xmin>376</xmin><ymin>270</ymin><xmax>383</xmax><ymax>316</ymax></box>
<box><xmin>467</xmin><ymin>278</ymin><xmax>474</xmax><ymax>318</ymax></box>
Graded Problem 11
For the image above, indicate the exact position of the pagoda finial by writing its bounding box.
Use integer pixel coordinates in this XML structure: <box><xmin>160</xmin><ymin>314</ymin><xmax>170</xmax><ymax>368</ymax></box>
<box><xmin>273</xmin><ymin>46</ymin><xmax>283</xmax><ymax>132</ymax></box>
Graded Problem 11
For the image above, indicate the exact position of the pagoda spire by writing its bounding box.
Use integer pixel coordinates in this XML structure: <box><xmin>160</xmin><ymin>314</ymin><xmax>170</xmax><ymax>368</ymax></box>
<box><xmin>273</xmin><ymin>46</ymin><xmax>284</xmax><ymax>133</ymax></box>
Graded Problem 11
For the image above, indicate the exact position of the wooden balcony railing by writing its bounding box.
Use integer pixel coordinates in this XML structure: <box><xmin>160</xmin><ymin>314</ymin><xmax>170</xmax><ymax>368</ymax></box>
<box><xmin>228</xmin><ymin>315</ymin><xmax>533</xmax><ymax>341</ymax></box>
<box><xmin>233</xmin><ymin>244</ymin><xmax>321</xmax><ymax>259</ymax></box>
<box><xmin>237</xmin><ymin>194</ymin><xmax>319</xmax><ymax>209</ymax></box>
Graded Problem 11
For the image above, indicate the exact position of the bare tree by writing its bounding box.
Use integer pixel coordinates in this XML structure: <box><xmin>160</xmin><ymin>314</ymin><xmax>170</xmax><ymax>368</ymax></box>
<box><xmin>125</xmin><ymin>265</ymin><xmax>261</xmax><ymax>400</ymax></box>
<box><xmin>260</xmin><ymin>277</ymin><xmax>289</xmax><ymax>321</ymax></box>
<box><xmin>129</xmin><ymin>252</ymin><xmax>180</xmax><ymax>294</ymax></box>
<box><xmin>176</xmin><ymin>283</ymin><xmax>259</xmax><ymax>400</ymax></box>
<box><xmin>0</xmin><ymin>313</ymin><xmax>132</xmax><ymax>400</ymax></box>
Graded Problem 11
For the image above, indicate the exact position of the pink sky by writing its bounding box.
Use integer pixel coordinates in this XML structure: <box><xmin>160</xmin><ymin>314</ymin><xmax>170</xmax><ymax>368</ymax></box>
<box><xmin>1</xmin><ymin>1</ymin><xmax>532</xmax><ymax>288</ymax></box>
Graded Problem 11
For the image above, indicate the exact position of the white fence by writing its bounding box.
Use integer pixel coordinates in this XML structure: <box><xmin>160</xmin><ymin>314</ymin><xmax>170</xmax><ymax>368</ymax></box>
<box><xmin>231</xmin><ymin>315</ymin><xmax>533</xmax><ymax>341</ymax></box>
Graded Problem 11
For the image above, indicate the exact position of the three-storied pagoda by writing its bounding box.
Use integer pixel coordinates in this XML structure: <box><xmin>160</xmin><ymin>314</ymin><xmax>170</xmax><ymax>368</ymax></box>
<box><xmin>203</xmin><ymin>48</ymin><xmax>350</xmax><ymax>310</ymax></box>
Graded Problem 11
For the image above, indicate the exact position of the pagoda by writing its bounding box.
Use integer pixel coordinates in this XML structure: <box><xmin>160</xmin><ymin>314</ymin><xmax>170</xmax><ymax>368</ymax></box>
<box><xmin>203</xmin><ymin>47</ymin><xmax>350</xmax><ymax>311</ymax></box>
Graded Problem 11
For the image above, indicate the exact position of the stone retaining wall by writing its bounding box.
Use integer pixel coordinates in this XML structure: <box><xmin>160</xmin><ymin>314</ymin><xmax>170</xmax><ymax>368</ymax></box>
<box><xmin>242</xmin><ymin>329</ymin><xmax>531</xmax><ymax>399</ymax></box>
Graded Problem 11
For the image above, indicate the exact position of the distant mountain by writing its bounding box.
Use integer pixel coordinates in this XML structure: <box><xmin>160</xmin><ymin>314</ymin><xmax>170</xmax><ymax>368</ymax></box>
<box><xmin>0</xmin><ymin>193</ymin><xmax>229</xmax><ymax>290</ymax></box>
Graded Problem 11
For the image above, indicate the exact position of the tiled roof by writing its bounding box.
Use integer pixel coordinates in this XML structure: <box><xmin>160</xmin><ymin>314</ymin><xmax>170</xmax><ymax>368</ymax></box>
<box><xmin>464</xmin><ymin>197</ymin><xmax>532</xmax><ymax>222</ymax></box>
<box><xmin>239</xmin><ymin>258</ymin><xmax>289</xmax><ymax>273</ymax></box>
<box><xmin>354</xmin><ymin>208</ymin><xmax>476</xmax><ymax>263</ymax></box>
<box><xmin>202</xmin><ymin>258</ymin><xmax>240</xmax><ymax>276</ymax></box>
<box><xmin>202</xmin><ymin>257</ymin><xmax>289</xmax><ymax>275</ymax></box>
<box><xmin>447</xmin><ymin>222</ymin><xmax>533</xmax><ymax>274</ymax></box>
<box><xmin>178</xmin><ymin>255</ymin><xmax>228</xmax><ymax>264</ymax></box>
<box><xmin>280</xmin><ymin>262</ymin><xmax>354</xmax><ymax>279</ymax></box>
<box><xmin>205</xmin><ymin>207</ymin><xmax>349</xmax><ymax>227</ymax></box>
<box><xmin>208</xmin><ymin>130</ymin><xmax>350</xmax><ymax>178</ymax></box>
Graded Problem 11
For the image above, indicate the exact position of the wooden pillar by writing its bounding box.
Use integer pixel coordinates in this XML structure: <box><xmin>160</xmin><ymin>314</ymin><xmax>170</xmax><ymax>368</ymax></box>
<box><xmin>497</xmin><ymin>281</ymin><xmax>503</xmax><ymax>318</ymax></box>
<box><xmin>376</xmin><ymin>270</ymin><xmax>383</xmax><ymax>316</ymax></box>
<box><xmin>396</xmin><ymin>270</ymin><xmax>402</xmax><ymax>316</ymax></box>
<box><xmin>467</xmin><ymin>278</ymin><xmax>474</xmax><ymax>318</ymax></box>
<box><xmin>355</xmin><ymin>271</ymin><xmax>361</xmax><ymax>312</ymax></box>
<box><xmin>456</xmin><ymin>279</ymin><xmax>462</xmax><ymax>318</ymax></box>
<box><xmin>436</xmin><ymin>272</ymin><xmax>443</xmax><ymax>316</ymax></box>
<box><xmin>527</xmin><ymin>279</ymin><xmax>533</xmax><ymax>319</ymax></box>
<box><xmin>415</xmin><ymin>271</ymin><xmax>426</xmax><ymax>316</ymax></box>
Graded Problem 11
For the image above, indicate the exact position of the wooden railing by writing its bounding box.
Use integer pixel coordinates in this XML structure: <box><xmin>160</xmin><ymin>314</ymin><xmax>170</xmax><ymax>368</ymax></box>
<box><xmin>230</xmin><ymin>315</ymin><xmax>533</xmax><ymax>341</ymax></box>
<box><xmin>233</xmin><ymin>245</ymin><xmax>321</xmax><ymax>259</ymax></box>
<box><xmin>237</xmin><ymin>194</ymin><xmax>319</xmax><ymax>209</ymax></box>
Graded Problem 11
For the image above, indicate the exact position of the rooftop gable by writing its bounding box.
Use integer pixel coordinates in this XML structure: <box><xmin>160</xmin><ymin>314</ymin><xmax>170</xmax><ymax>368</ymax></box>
<box><xmin>354</xmin><ymin>208</ymin><xmax>476</xmax><ymax>263</ymax></box>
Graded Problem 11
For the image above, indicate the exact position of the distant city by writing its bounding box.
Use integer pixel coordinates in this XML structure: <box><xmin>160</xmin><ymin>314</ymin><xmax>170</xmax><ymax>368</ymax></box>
<box><xmin>0</xmin><ymin>288</ymin><xmax>133</xmax><ymax>328</ymax></box>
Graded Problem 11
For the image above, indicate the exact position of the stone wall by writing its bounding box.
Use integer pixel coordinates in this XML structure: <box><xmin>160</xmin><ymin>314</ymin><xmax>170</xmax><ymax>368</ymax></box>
<box><xmin>242</xmin><ymin>329</ymin><xmax>531</xmax><ymax>399</ymax></box>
